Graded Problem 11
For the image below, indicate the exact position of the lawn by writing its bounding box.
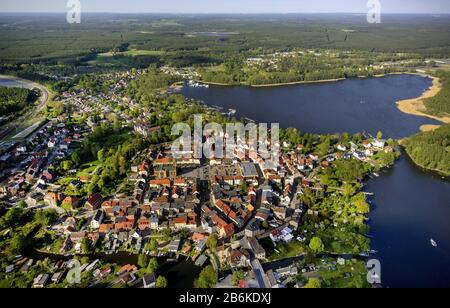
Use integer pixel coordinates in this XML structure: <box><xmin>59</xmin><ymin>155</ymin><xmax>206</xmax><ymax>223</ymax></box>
<box><xmin>88</xmin><ymin>49</ymin><xmax>166</xmax><ymax>66</ymax></box>
<box><xmin>266</xmin><ymin>239</ymin><xmax>307</xmax><ymax>261</ymax></box>
<box><xmin>80</xmin><ymin>160</ymin><xmax>101</xmax><ymax>171</ymax></box>
<box><xmin>318</xmin><ymin>259</ymin><xmax>370</xmax><ymax>288</ymax></box>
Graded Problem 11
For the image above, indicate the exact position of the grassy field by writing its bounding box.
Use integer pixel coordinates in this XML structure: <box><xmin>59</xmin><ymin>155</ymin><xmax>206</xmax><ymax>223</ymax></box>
<box><xmin>317</xmin><ymin>259</ymin><xmax>370</xmax><ymax>288</ymax></box>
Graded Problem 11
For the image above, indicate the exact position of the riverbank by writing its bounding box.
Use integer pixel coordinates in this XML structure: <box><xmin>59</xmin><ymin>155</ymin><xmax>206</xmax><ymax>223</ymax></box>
<box><xmin>396</xmin><ymin>74</ymin><xmax>450</xmax><ymax>131</ymax></box>
<box><xmin>199</xmin><ymin>71</ymin><xmax>419</xmax><ymax>88</ymax></box>
<box><xmin>406</xmin><ymin>155</ymin><xmax>450</xmax><ymax>177</ymax></box>
<box><xmin>401</xmin><ymin>124</ymin><xmax>450</xmax><ymax>177</ymax></box>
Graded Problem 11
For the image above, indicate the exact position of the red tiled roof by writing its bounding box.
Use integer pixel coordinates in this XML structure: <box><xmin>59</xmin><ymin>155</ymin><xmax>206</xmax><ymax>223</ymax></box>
<box><xmin>192</xmin><ymin>233</ymin><xmax>208</xmax><ymax>242</ymax></box>
<box><xmin>62</xmin><ymin>196</ymin><xmax>79</xmax><ymax>205</ymax></box>
<box><xmin>154</xmin><ymin>157</ymin><xmax>174</xmax><ymax>165</ymax></box>
<box><xmin>173</xmin><ymin>178</ymin><xmax>186</xmax><ymax>185</ymax></box>
<box><xmin>174</xmin><ymin>217</ymin><xmax>187</xmax><ymax>224</ymax></box>
<box><xmin>149</xmin><ymin>179</ymin><xmax>171</xmax><ymax>186</ymax></box>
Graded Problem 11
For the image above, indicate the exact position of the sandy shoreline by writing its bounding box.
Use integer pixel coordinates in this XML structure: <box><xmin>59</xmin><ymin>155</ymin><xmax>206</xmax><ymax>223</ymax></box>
<box><xmin>396</xmin><ymin>74</ymin><xmax>450</xmax><ymax>132</ymax></box>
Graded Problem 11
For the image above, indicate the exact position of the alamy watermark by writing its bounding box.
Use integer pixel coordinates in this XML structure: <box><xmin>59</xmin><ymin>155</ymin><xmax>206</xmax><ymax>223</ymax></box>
<box><xmin>171</xmin><ymin>115</ymin><xmax>280</xmax><ymax>165</ymax></box>
<box><xmin>367</xmin><ymin>259</ymin><xmax>381</xmax><ymax>284</ymax></box>
<box><xmin>367</xmin><ymin>0</ymin><xmax>382</xmax><ymax>24</ymax></box>
<box><xmin>66</xmin><ymin>259</ymin><xmax>81</xmax><ymax>285</ymax></box>
<box><xmin>66</xmin><ymin>0</ymin><xmax>81</xmax><ymax>24</ymax></box>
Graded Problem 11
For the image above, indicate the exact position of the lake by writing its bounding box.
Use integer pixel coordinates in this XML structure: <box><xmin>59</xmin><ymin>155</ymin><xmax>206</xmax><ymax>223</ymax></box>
<box><xmin>182</xmin><ymin>74</ymin><xmax>440</xmax><ymax>139</ymax></box>
<box><xmin>182</xmin><ymin>74</ymin><xmax>450</xmax><ymax>288</ymax></box>
<box><xmin>0</xmin><ymin>77</ymin><xmax>31</xmax><ymax>88</ymax></box>
<box><xmin>367</xmin><ymin>155</ymin><xmax>450</xmax><ymax>288</ymax></box>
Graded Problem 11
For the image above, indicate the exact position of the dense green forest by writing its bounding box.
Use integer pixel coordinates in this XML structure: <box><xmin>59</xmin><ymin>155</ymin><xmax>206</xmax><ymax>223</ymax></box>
<box><xmin>1</xmin><ymin>14</ymin><xmax>450</xmax><ymax>66</ymax></box>
<box><xmin>426</xmin><ymin>70</ymin><xmax>450</xmax><ymax>116</ymax></box>
<box><xmin>199</xmin><ymin>51</ymin><xmax>423</xmax><ymax>85</ymax></box>
<box><xmin>0</xmin><ymin>87</ymin><xmax>40</xmax><ymax>117</ymax></box>
<box><xmin>404</xmin><ymin>124</ymin><xmax>450</xmax><ymax>176</ymax></box>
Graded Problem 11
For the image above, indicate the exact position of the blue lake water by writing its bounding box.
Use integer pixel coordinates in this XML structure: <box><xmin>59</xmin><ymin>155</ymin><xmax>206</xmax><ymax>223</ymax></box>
<box><xmin>0</xmin><ymin>77</ymin><xmax>29</xmax><ymax>88</ymax></box>
<box><xmin>182</xmin><ymin>74</ymin><xmax>440</xmax><ymax>139</ymax></box>
<box><xmin>182</xmin><ymin>74</ymin><xmax>450</xmax><ymax>288</ymax></box>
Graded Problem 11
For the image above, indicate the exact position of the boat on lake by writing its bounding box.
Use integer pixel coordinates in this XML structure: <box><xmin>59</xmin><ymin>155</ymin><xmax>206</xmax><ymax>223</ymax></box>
<box><xmin>431</xmin><ymin>239</ymin><xmax>438</xmax><ymax>247</ymax></box>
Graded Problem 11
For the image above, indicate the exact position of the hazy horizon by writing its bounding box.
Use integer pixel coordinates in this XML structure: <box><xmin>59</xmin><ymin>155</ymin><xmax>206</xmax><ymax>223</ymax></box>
<box><xmin>1</xmin><ymin>0</ymin><xmax>450</xmax><ymax>14</ymax></box>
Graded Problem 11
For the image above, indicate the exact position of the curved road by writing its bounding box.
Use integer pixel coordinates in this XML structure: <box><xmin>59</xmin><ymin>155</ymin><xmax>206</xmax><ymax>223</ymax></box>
<box><xmin>0</xmin><ymin>74</ymin><xmax>50</xmax><ymax>140</ymax></box>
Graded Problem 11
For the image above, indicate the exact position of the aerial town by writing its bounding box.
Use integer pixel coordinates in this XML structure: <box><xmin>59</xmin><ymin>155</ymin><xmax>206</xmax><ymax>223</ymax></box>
<box><xmin>0</xmin><ymin>67</ymin><xmax>397</xmax><ymax>288</ymax></box>
<box><xmin>1</xmin><ymin>1</ymin><xmax>450</xmax><ymax>292</ymax></box>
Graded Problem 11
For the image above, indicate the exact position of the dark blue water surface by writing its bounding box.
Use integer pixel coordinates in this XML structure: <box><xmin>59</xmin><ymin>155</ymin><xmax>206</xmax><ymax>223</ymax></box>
<box><xmin>182</xmin><ymin>74</ymin><xmax>440</xmax><ymax>139</ymax></box>
<box><xmin>367</xmin><ymin>156</ymin><xmax>450</xmax><ymax>288</ymax></box>
<box><xmin>182</xmin><ymin>74</ymin><xmax>450</xmax><ymax>288</ymax></box>
<box><xmin>0</xmin><ymin>77</ymin><xmax>28</xmax><ymax>88</ymax></box>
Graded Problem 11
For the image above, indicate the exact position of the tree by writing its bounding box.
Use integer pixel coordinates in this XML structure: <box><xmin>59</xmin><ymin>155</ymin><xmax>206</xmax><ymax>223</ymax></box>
<box><xmin>61</xmin><ymin>160</ymin><xmax>73</xmax><ymax>172</ymax></box>
<box><xmin>138</xmin><ymin>254</ymin><xmax>149</xmax><ymax>268</ymax></box>
<box><xmin>147</xmin><ymin>258</ymin><xmax>158</xmax><ymax>273</ymax></box>
<box><xmin>50</xmin><ymin>102</ymin><xmax>64</xmax><ymax>117</ymax></box>
<box><xmin>376</xmin><ymin>131</ymin><xmax>384</xmax><ymax>140</ymax></box>
<box><xmin>97</xmin><ymin>149</ymin><xmax>105</xmax><ymax>162</ymax></box>
<box><xmin>231</xmin><ymin>270</ymin><xmax>245</xmax><ymax>286</ymax></box>
<box><xmin>18</xmin><ymin>200</ymin><xmax>27</xmax><ymax>209</ymax></box>
<box><xmin>342</xmin><ymin>183</ymin><xmax>356</xmax><ymax>198</ymax></box>
<box><xmin>35</xmin><ymin>210</ymin><xmax>58</xmax><ymax>226</ymax></box>
<box><xmin>0</xmin><ymin>207</ymin><xmax>25</xmax><ymax>228</ymax></box>
<box><xmin>195</xmin><ymin>265</ymin><xmax>218</xmax><ymax>288</ymax></box>
<box><xmin>319</xmin><ymin>174</ymin><xmax>330</xmax><ymax>186</ymax></box>
<box><xmin>261</xmin><ymin>221</ymin><xmax>269</xmax><ymax>230</ymax></box>
<box><xmin>239</xmin><ymin>180</ymin><xmax>248</xmax><ymax>194</ymax></box>
<box><xmin>118</xmin><ymin>155</ymin><xmax>127</xmax><ymax>175</ymax></box>
<box><xmin>179</xmin><ymin>229</ymin><xmax>190</xmax><ymax>240</ymax></box>
<box><xmin>309</xmin><ymin>237</ymin><xmax>325</xmax><ymax>253</ymax></box>
<box><xmin>156</xmin><ymin>276</ymin><xmax>168</xmax><ymax>288</ymax></box>
<box><xmin>317</xmin><ymin>137</ymin><xmax>331</xmax><ymax>157</ymax></box>
<box><xmin>81</xmin><ymin>237</ymin><xmax>90</xmax><ymax>254</ymax></box>
<box><xmin>162</xmin><ymin>229</ymin><xmax>172</xmax><ymax>242</ymax></box>
<box><xmin>355</xmin><ymin>199</ymin><xmax>370</xmax><ymax>214</ymax></box>
<box><xmin>206</xmin><ymin>234</ymin><xmax>218</xmax><ymax>251</ymax></box>
<box><xmin>146</xmin><ymin>238</ymin><xmax>158</xmax><ymax>251</ymax></box>
<box><xmin>304</xmin><ymin>278</ymin><xmax>321</xmax><ymax>288</ymax></box>
<box><xmin>71</xmin><ymin>152</ymin><xmax>81</xmax><ymax>166</ymax></box>
<box><xmin>9</xmin><ymin>233</ymin><xmax>30</xmax><ymax>254</ymax></box>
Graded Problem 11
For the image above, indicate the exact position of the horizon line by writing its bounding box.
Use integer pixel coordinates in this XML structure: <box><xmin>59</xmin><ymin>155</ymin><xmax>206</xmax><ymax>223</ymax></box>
<box><xmin>1</xmin><ymin>11</ymin><xmax>449</xmax><ymax>15</ymax></box>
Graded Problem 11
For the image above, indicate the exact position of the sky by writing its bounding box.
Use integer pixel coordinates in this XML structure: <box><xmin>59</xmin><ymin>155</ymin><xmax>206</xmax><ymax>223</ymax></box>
<box><xmin>0</xmin><ymin>0</ymin><xmax>450</xmax><ymax>14</ymax></box>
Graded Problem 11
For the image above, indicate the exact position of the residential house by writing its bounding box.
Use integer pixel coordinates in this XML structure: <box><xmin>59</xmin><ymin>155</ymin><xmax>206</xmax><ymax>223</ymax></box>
<box><xmin>248</xmin><ymin>237</ymin><xmax>266</xmax><ymax>260</ymax></box>
<box><xmin>62</xmin><ymin>196</ymin><xmax>80</xmax><ymax>210</ymax></box>
<box><xmin>85</xmin><ymin>193</ymin><xmax>103</xmax><ymax>210</ymax></box>
<box><xmin>90</xmin><ymin>210</ymin><xmax>104</xmax><ymax>230</ymax></box>
<box><xmin>228</xmin><ymin>249</ymin><xmax>250</xmax><ymax>268</ymax></box>
<box><xmin>44</xmin><ymin>192</ymin><xmax>63</xmax><ymax>207</ymax></box>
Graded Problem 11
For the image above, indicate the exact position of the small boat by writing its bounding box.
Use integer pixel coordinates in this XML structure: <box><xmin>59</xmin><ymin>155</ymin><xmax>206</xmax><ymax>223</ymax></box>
<box><xmin>430</xmin><ymin>239</ymin><xmax>438</xmax><ymax>247</ymax></box>
<box><xmin>373</xmin><ymin>172</ymin><xmax>380</xmax><ymax>177</ymax></box>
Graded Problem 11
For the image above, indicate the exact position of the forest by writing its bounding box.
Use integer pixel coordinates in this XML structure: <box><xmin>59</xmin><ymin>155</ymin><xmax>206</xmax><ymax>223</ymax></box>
<box><xmin>199</xmin><ymin>50</ymin><xmax>424</xmax><ymax>85</ymax></box>
<box><xmin>0</xmin><ymin>86</ymin><xmax>40</xmax><ymax>117</ymax></box>
<box><xmin>404</xmin><ymin>124</ymin><xmax>450</xmax><ymax>176</ymax></box>
<box><xmin>426</xmin><ymin>70</ymin><xmax>450</xmax><ymax>116</ymax></box>
<box><xmin>1</xmin><ymin>14</ymin><xmax>450</xmax><ymax>66</ymax></box>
